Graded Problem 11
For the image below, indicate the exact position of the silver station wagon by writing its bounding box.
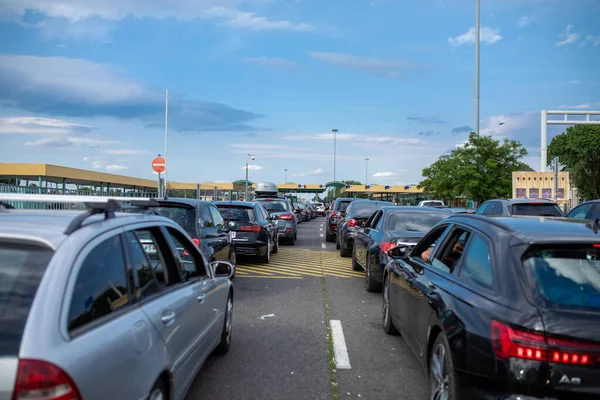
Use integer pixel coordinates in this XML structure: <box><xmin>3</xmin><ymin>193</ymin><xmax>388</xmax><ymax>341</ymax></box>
<box><xmin>0</xmin><ymin>195</ymin><xmax>234</xmax><ymax>400</ymax></box>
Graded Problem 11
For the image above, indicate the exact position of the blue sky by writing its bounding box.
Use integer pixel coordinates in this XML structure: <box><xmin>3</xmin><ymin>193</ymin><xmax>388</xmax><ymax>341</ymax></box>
<box><xmin>0</xmin><ymin>0</ymin><xmax>599</xmax><ymax>187</ymax></box>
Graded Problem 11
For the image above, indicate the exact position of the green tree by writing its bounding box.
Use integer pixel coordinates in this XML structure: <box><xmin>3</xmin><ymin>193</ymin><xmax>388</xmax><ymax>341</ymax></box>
<box><xmin>547</xmin><ymin>124</ymin><xmax>600</xmax><ymax>200</ymax></box>
<box><xmin>419</xmin><ymin>132</ymin><xmax>528</xmax><ymax>204</ymax></box>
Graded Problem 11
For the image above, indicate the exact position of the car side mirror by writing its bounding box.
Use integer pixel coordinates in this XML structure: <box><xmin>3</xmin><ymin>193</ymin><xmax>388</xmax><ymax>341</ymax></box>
<box><xmin>388</xmin><ymin>246</ymin><xmax>409</xmax><ymax>260</ymax></box>
<box><xmin>209</xmin><ymin>261</ymin><xmax>235</xmax><ymax>278</ymax></box>
<box><xmin>270</xmin><ymin>214</ymin><xmax>280</xmax><ymax>221</ymax></box>
<box><xmin>227</xmin><ymin>221</ymin><xmax>238</xmax><ymax>230</ymax></box>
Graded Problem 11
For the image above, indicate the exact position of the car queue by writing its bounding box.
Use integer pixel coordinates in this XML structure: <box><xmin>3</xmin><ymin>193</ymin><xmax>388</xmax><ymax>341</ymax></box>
<box><xmin>326</xmin><ymin>195</ymin><xmax>600</xmax><ymax>400</ymax></box>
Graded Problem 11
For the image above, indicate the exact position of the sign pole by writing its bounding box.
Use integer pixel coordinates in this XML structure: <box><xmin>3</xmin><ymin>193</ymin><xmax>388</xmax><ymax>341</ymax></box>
<box><xmin>164</xmin><ymin>90</ymin><xmax>169</xmax><ymax>196</ymax></box>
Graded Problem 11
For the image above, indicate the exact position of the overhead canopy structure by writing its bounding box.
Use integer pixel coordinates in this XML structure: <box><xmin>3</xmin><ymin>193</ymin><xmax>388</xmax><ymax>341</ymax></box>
<box><xmin>325</xmin><ymin>180</ymin><xmax>347</xmax><ymax>189</ymax></box>
<box><xmin>251</xmin><ymin>183</ymin><xmax>327</xmax><ymax>194</ymax></box>
<box><xmin>341</xmin><ymin>184</ymin><xmax>424</xmax><ymax>194</ymax></box>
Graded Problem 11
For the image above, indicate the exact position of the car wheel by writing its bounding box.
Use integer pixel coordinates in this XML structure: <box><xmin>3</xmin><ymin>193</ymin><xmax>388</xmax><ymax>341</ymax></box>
<box><xmin>365</xmin><ymin>256</ymin><xmax>382</xmax><ymax>292</ymax></box>
<box><xmin>383</xmin><ymin>275</ymin><xmax>399</xmax><ymax>335</ymax></box>
<box><xmin>429</xmin><ymin>334</ymin><xmax>458</xmax><ymax>400</ymax></box>
<box><xmin>288</xmin><ymin>234</ymin><xmax>296</xmax><ymax>246</ymax></box>
<box><xmin>215</xmin><ymin>295</ymin><xmax>233</xmax><ymax>355</ymax></box>
<box><xmin>325</xmin><ymin>231</ymin><xmax>334</xmax><ymax>242</ymax></box>
<box><xmin>335</xmin><ymin>234</ymin><xmax>340</xmax><ymax>249</ymax></box>
<box><xmin>272</xmin><ymin>234</ymin><xmax>279</xmax><ymax>254</ymax></box>
<box><xmin>148</xmin><ymin>379</ymin><xmax>167</xmax><ymax>400</ymax></box>
<box><xmin>351</xmin><ymin>248</ymin><xmax>362</xmax><ymax>271</ymax></box>
<box><xmin>259</xmin><ymin>238</ymin><xmax>271</xmax><ymax>263</ymax></box>
<box><xmin>340</xmin><ymin>239</ymin><xmax>351</xmax><ymax>257</ymax></box>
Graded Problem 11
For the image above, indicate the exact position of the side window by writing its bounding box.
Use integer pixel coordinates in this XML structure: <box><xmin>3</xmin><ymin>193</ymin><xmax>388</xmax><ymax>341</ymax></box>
<box><xmin>482</xmin><ymin>202</ymin><xmax>496</xmax><ymax>216</ymax></box>
<box><xmin>259</xmin><ymin>205</ymin><xmax>269</xmax><ymax>220</ymax></box>
<box><xmin>209</xmin><ymin>206</ymin><xmax>224</xmax><ymax>228</ymax></box>
<box><xmin>474</xmin><ymin>202</ymin><xmax>488</xmax><ymax>215</ymax></box>
<box><xmin>364</xmin><ymin>212</ymin><xmax>377</xmax><ymax>228</ymax></box>
<box><xmin>201</xmin><ymin>205</ymin><xmax>214</xmax><ymax>228</ymax></box>
<box><xmin>588</xmin><ymin>205</ymin><xmax>600</xmax><ymax>220</ymax></box>
<box><xmin>124</xmin><ymin>231</ymin><xmax>164</xmax><ymax>300</ymax></box>
<box><xmin>430</xmin><ymin>228</ymin><xmax>471</xmax><ymax>274</ymax></box>
<box><xmin>567</xmin><ymin>203</ymin><xmax>593</xmax><ymax>219</ymax></box>
<box><xmin>412</xmin><ymin>224</ymin><xmax>452</xmax><ymax>263</ymax></box>
<box><xmin>163</xmin><ymin>227</ymin><xmax>208</xmax><ymax>281</ymax></box>
<box><xmin>458</xmin><ymin>234</ymin><xmax>494</xmax><ymax>289</ymax></box>
<box><xmin>68</xmin><ymin>235</ymin><xmax>129</xmax><ymax>332</ymax></box>
<box><xmin>491</xmin><ymin>202</ymin><xmax>503</xmax><ymax>216</ymax></box>
<box><xmin>371</xmin><ymin>212</ymin><xmax>383</xmax><ymax>229</ymax></box>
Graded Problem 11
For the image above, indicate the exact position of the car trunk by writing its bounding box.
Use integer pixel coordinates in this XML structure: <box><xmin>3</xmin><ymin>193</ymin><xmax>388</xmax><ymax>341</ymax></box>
<box><xmin>216</xmin><ymin>205</ymin><xmax>262</xmax><ymax>243</ymax></box>
<box><xmin>522</xmin><ymin>243</ymin><xmax>600</xmax><ymax>396</ymax></box>
<box><xmin>154</xmin><ymin>202</ymin><xmax>198</xmax><ymax>237</ymax></box>
<box><xmin>0</xmin><ymin>241</ymin><xmax>54</xmax><ymax>400</ymax></box>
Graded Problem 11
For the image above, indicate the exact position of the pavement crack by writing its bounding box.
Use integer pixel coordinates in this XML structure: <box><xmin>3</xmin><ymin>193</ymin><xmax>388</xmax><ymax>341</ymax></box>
<box><xmin>320</xmin><ymin>252</ymin><xmax>339</xmax><ymax>399</ymax></box>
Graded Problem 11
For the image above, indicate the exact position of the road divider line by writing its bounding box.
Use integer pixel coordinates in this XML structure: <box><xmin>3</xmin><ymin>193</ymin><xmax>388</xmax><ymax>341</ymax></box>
<box><xmin>320</xmin><ymin>234</ymin><xmax>324</xmax><ymax>237</ymax></box>
<box><xmin>321</xmin><ymin>243</ymin><xmax>326</xmax><ymax>249</ymax></box>
<box><xmin>330</xmin><ymin>320</ymin><xmax>351</xmax><ymax>369</ymax></box>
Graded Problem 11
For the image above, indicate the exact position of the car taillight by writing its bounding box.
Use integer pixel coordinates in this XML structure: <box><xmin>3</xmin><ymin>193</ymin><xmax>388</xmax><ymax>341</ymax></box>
<box><xmin>347</xmin><ymin>219</ymin><xmax>356</xmax><ymax>227</ymax></box>
<box><xmin>380</xmin><ymin>242</ymin><xmax>397</xmax><ymax>254</ymax></box>
<box><xmin>594</xmin><ymin>243</ymin><xmax>600</xmax><ymax>248</ymax></box>
<box><xmin>332</xmin><ymin>212</ymin><xmax>337</xmax><ymax>218</ymax></box>
<box><xmin>491</xmin><ymin>321</ymin><xmax>600</xmax><ymax>365</ymax></box>
<box><xmin>280</xmin><ymin>214</ymin><xmax>294</xmax><ymax>220</ymax></box>
<box><xmin>13</xmin><ymin>359</ymin><xmax>82</xmax><ymax>400</ymax></box>
<box><xmin>241</xmin><ymin>225</ymin><xmax>261</xmax><ymax>232</ymax></box>
<box><xmin>183</xmin><ymin>238</ymin><xmax>200</xmax><ymax>256</ymax></box>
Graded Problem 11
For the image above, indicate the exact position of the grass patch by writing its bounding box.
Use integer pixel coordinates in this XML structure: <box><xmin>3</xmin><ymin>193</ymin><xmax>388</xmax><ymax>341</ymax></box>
<box><xmin>321</xmin><ymin>274</ymin><xmax>338</xmax><ymax>399</ymax></box>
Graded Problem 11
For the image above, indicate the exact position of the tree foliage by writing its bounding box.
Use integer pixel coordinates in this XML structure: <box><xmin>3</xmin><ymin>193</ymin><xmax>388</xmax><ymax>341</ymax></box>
<box><xmin>547</xmin><ymin>124</ymin><xmax>600</xmax><ymax>201</ymax></box>
<box><xmin>418</xmin><ymin>132</ymin><xmax>528</xmax><ymax>204</ymax></box>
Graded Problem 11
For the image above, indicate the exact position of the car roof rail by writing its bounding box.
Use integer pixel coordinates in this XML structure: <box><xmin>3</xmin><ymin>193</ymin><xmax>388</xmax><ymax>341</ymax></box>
<box><xmin>0</xmin><ymin>194</ymin><xmax>160</xmax><ymax>234</ymax></box>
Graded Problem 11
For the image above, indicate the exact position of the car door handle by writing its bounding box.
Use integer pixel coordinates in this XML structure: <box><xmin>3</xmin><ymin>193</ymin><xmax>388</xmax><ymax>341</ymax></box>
<box><xmin>161</xmin><ymin>312</ymin><xmax>176</xmax><ymax>325</ymax></box>
<box><xmin>197</xmin><ymin>294</ymin><xmax>207</xmax><ymax>304</ymax></box>
<box><xmin>428</xmin><ymin>281</ymin><xmax>437</xmax><ymax>289</ymax></box>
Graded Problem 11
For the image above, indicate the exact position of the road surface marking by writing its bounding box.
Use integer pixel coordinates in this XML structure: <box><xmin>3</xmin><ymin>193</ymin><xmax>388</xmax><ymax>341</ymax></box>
<box><xmin>320</xmin><ymin>234</ymin><xmax>324</xmax><ymax>237</ymax></box>
<box><xmin>320</xmin><ymin>228</ymin><xmax>323</xmax><ymax>231</ymax></box>
<box><xmin>330</xmin><ymin>320</ymin><xmax>351</xmax><ymax>369</ymax></box>
<box><xmin>321</xmin><ymin>243</ymin><xmax>326</xmax><ymax>249</ymax></box>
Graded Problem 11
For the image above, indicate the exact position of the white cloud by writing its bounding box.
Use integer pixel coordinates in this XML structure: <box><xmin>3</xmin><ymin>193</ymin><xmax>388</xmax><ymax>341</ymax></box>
<box><xmin>372</xmin><ymin>171</ymin><xmax>401</xmax><ymax>180</ymax></box>
<box><xmin>0</xmin><ymin>117</ymin><xmax>92</xmax><ymax>135</ymax></box>
<box><xmin>294</xmin><ymin>168</ymin><xmax>324</xmax><ymax>177</ymax></box>
<box><xmin>448</xmin><ymin>26</ymin><xmax>502</xmax><ymax>46</ymax></box>
<box><xmin>307</xmin><ymin>133</ymin><xmax>421</xmax><ymax>146</ymax></box>
<box><xmin>586</xmin><ymin>34</ymin><xmax>600</xmax><ymax>47</ymax></box>
<box><xmin>242</xmin><ymin>164</ymin><xmax>263</xmax><ymax>171</ymax></box>
<box><xmin>105</xmin><ymin>164</ymin><xmax>129</xmax><ymax>171</ymax></box>
<box><xmin>105</xmin><ymin>148</ymin><xmax>150</xmax><ymax>155</ymax></box>
<box><xmin>92</xmin><ymin>160</ymin><xmax>103</xmax><ymax>169</ymax></box>
<box><xmin>517</xmin><ymin>16</ymin><xmax>534</xmax><ymax>27</ymax></box>
<box><xmin>82</xmin><ymin>157</ymin><xmax>89</xmax><ymax>161</ymax></box>
<box><xmin>309</xmin><ymin>52</ymin><xmax>415</xmax><ymax>78</ymax></box>
<box><xmin>23</xmin><ymin>135</ymin><xmax>118</xmax><ymax>147</ymax></box>
<box><xmin>558</xmin><ymin>102</ymin><xmax>600</xmax><ymax>109</ymax></box>
<box><xmin>207</xmin><ymin>7</ymin><xmax>312</xmax><ymax>31</ymax></box>
<box><xmin>556</xmin><ymin>24</ymin><xmax>579</xmax><ymax>46</ymax></box>
<box><xmin>243</xmin><ymin>57</ymin><xmax>299</xmax><ymax>69</ymax></box>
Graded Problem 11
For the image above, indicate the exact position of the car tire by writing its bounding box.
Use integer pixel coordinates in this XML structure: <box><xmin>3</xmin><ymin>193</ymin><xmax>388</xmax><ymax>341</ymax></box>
<box><xmin>340</xmin><ymin>239</ymin><xmax>351</xmax><ymax>257</ymax></box>
<box><xmin>272</xmin><ymin>234</ymin><xmax>279</xmax><ymax>254</ymax></box>
<box><xmin>383</xmin><ymin>275</ymin><xmax>399</xmax><ymax>335</ymax></box>
<box><xmin>215</xmin><ymin>295</ymin><xmax>233</xmax><ymax>355</ymax></box>
<box><xmin>148</xmin><ymin>379</ymin><xmax>167</xmax><ymax>400</ymax></box>
<box><xmin>325</xmin><ymin>231</ymin><xmax>334</xmax><ymax>242</ymax></box>
<box><xmin>288</xmin><ymin>235</ymin><xmax>296</xmax><ymax>246</ymax></box>
<box><xmin>352</xmin><ymin>248</ymin><xmax>362</xmax><ymax>271</ymax></box>
<box><xmin>259</xmin><ymin>238</ymin><xmax>271</xmax><ymax>263</ymax></box>
<box><xmin>429</xmin><ymin>334</ymin><xmax>458</xmax><ymax>400</ymax></box>
<box><xmin>365</xmin><ymin>256</ymin><xmax>382</xmax><ymax>292</ymax></box>
<box><xmin>335</xmin><ymin>234</ymin><xmax>341</xmax><ymax>250</ymax></box>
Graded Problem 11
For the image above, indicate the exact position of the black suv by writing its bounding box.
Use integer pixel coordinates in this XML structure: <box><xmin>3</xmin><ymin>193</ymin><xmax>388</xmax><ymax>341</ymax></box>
<box><xmin>326</xmin><ymin>197</ymin><xmax>356</xmax><ymax>242</ymax></box>
<box><xmin>383</xmin><ymin>214</ymin><xmax>600</xmax><ymax>399</ymax></box>
<box><xmin>475</xmin><ymin>198</ymin><xmax>564</xmax><ymax>217</ymax></box>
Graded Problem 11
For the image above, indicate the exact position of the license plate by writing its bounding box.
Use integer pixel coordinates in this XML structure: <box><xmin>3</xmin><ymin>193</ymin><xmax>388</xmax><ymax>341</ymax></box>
<box><xmin>231</xmin><ymin>231</ymin><xmax>236</xmax><ymax>239</ymax></box>
<box><xmin>143</xmin><ymin>244</ymin><xmax>157</xmax><ymax>254</ymax></box>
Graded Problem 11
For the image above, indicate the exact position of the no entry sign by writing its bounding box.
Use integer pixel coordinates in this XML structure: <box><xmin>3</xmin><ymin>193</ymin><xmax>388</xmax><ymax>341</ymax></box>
<box><xmin>152</xmin><ymin>157</ymin><xmax>166</xmax><ymax>173</ymax></box>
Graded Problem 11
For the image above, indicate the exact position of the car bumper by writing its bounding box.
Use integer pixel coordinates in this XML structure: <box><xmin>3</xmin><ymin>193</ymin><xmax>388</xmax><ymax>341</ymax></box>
<box><xmin>234</xmin><ymin>240</ymin><xmax>267</xmax><ymax>256</ymax></box>
<box><xmin>277</xmin><ymin>227</ymin><xmax>294</xmax><ymax>238</ymax></box>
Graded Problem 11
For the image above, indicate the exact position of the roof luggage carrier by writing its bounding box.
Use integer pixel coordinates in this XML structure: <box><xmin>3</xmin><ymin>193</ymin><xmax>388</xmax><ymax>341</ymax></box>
<box><xmin>253</xmin><ymin>182</ymin><xmax>281</xmax><ymax>199</ymax></box>
<box><xmin>0</xmin><ymin>194</ymin><xmax>160</xmax><ymax>234</ymax></box>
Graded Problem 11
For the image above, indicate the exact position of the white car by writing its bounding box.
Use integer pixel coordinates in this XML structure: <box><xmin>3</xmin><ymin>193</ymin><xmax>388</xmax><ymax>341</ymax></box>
<box><xmin>314</xmin><ymin>202</ymin><xmax>326</xmax><ymax>216</ymax></box>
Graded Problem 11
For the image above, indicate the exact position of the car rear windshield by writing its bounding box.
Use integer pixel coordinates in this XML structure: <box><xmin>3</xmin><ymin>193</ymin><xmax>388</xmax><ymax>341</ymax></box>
<box><xmin>523</xmin><ymin>244</ymin><xmax>600</xmax><ymax>310</ymax></box>
<box><xmin>352</xmin><ymin>202</ymin><xmax>392</xmax><ymax>216</ymax></box>
<box><xmin>422</xmin><ymin>201</ymin><xmax>444</xmax><ymax>207</ymax></box>
<box><xmin>387</xmin><ymin>212</ymin><xmax>448</xmax><ymax>232</ymax></box>
<box><xmin>257</xmin><ymin>200</ymin><xmax>288</xmax><ymax>213</ymax></box>
<box><xmin>216</xmin><ymin>205</ymin><xmax>256</xmax><ymax>222</ymax></box>
<box><xmin>511</xmin><ymin>203</ymin><xmax>563</xmax><ymax>217</ymax></box>
<box><xmin>155</xmin><ymin>206</ymin><xmax>197</xmax><ymax>235</ymax></box>
<box><xmin>0</xmin><ymin>241</ymin><xmax>53</xmax><ymax>356</ymax></box>
<box><xmin>336</xmin><ymin>201</ymin><xmax>352</xmax><ymax>211</ymax></box>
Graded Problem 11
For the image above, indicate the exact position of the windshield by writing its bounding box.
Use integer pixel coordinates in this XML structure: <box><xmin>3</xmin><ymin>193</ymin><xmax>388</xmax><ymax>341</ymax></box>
<box><xmin>523</xmin><ymin>245</ymin><xmax>600</xmax><ymax>310</ymax></box>
<box><xmin>257</xmin><ymin>200</ymin><xmax>288</xmax><ymax>212</ymax></box>
<box><xmin>216</xmin><ymin>206</ymin><xmax>256</xmax><ymax>221</ymax></box>
<box><xmin>337</xmin><ymin>201</ymin><xmax>352</xmax><ymax>212</ymax></box>
<box><xmin>154</xmin><ymin>206</ymin><xmax>197</xmax><ymax>235</ymax></box>
<box><xmin>511</xmin><ymin>203</ymin><xmax>564</xmax><ymax>217</ymax></box>
<box><xmin>0</xmin><ymin>242</ymin><xmax>53</xmax><ymax>356</ymax></box>
<box><xmin>387</xmin><ymin>212</ymin><xmax>448</xmax><ymax>232</ymax></box>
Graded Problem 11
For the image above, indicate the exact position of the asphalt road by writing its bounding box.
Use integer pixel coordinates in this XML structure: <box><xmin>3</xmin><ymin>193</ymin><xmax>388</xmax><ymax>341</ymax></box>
<box><xmin>186</xmin><ymin>217</ymin><xmax>428</xmax><ymax>400</ymax></box>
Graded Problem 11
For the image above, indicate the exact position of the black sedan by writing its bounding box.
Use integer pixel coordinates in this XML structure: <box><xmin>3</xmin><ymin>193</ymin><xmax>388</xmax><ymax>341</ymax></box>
<box><xmin>336</xmin><ymin>200</ymin><xmax>395</xmax><ymax>257</ymax></box>
<box><xmin>214</xmin><ymin>201</ymin><xmax>279</xmax><ymax>263</ymax></box>
<box><xmin>383</xmin><ymin>214</ymin><xmax>600</xmax><ymax>400</ymax></box>
<box><xmin>353</xmin><ymin>206</ymin><xmax>453</xmax><ymax>292</ymax></box>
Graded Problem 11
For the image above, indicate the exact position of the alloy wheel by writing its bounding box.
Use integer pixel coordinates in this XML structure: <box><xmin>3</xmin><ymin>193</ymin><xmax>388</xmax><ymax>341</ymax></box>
<box><xmin>430</xmin><ymin>343</ymin><xmax>450</xmax><ymax>400</ymax></box>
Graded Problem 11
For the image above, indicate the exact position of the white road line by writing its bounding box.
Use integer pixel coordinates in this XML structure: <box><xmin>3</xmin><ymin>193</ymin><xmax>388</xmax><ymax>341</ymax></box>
<box><xmin>321</xmin><ymin>243</ymin><xmax>326</xmax><ymax>249</ymax></box>
<box><xmin>320</xmin><ymin>234</ymin><xmax>324</xmax><ymax>237</ymax></box>
<box><xmin>320</xmin><ymin>228</ymin><xmax>323</xmax><ymax>231</ymax></box>
<box><xmin>330</xmin><ymin>320</ymin><xmax>351</xmax><ymax>369</ymax></box>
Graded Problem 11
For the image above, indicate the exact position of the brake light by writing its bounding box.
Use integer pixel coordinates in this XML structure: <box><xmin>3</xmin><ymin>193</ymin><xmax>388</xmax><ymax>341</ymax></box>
<box><xmin>183</xmin><ymin>238</ymin><xmax>200</xmax><ymax>256</ymax></box>
<box><xmin>241</xmin><ymin>225</ymin><xmax>261</xmax><ymax>232</ymax></box>
<box><xmin>491</xmin><ymin>321</ymin><xmax>600</xmax><ymax>365</ymax></box>
<box><xmin>594</xmin><ymin>244</ymin><xmax>600</xmax><ymax>248</ymax></box>
<box><xmin>380</xmin><ymin>242</ymin><xmax>397</xmax><ymax>254</ymax></box>
<box><xmin>348</xmin><ymin>219</ymin><xmax>357</xmax><ymax>227</ymax></box>
<box><xmin>280</xmin><ymin>214</ymin><xmax>294</xmax><ymax>220</ymax></box>
<box><xmin>13</xmin><ymin>359</ymin><xmax>82</xmax><ymax>400</ymax></box>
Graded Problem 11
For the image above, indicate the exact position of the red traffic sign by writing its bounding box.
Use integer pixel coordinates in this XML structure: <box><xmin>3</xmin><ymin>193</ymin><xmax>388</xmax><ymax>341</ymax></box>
<box><xmin>152</xmin><ymin>157</ymin><xmax>166</xmax><ymax>173</ymax></box>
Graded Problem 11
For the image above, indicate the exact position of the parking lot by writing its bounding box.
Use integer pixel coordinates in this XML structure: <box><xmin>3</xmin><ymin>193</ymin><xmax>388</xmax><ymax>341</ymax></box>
<box><xmin>185</xmin><ymin>217</ymin><xmax>428</xmax><ymax>400</ymax></box>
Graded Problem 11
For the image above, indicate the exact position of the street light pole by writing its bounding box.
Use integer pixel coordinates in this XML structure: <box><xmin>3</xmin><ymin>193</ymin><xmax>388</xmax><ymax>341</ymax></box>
<box><xmin>284</xmin><ymin>168</ymin><xmax>288</xmax><ymax>183</ymax></box>
<box><xmin>474</xmin><ymin>0</ymin><xmax>480</xmax><ymax>135</ymax></box>
<box><xmin>332</xmin><ymin>128</ymin><xmax>338</xmax><ymax>182</ymax></box>
<box><xmin>365</xmin><ymin>158</ymin><xmax>369</xmax><ymax>186</ymax></box>
<box><xmin>164</xmin><ymin>90</ymin><xmax>169</xmax><ymax>195</ymax></box>
<box><xmin>245</xmin><ymin>153</ymin><xmax>254</xmax><ymax>201</ymax></box>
